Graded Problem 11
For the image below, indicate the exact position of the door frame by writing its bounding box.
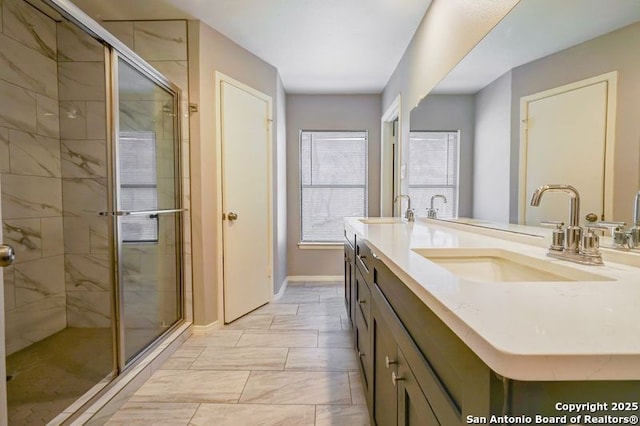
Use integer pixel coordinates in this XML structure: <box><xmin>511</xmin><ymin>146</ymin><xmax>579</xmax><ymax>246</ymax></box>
<box><xmin>380</xmin><ymin>94</ymin><xmax>402</xmax><ymax>217</ymax></box>
<box><xmin>214</xmin><ymin>71</ymin><xmax>274</xmax><ymax>323</ymax></box>
<box><xmin>518</xmin><ymin>71</ymin><xmax>617</xmax><ymax>223</ymax></box>
<box><xmin>0</xmin><ymin>185</ymin><xmax>6</xmax><ymax>425</ymax></box>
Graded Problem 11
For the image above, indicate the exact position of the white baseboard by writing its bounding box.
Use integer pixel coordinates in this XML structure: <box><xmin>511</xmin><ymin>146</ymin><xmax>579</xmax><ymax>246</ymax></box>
<box><xmin>287</xmin><ymin>275</ymin><xmax>343</xmax><ymax>282</ymax></box>
<box><xmin>273</xmin><ymin>277</ymin><xmax>289</xmax><ymax>301</ymax></box>
<box><xmin>274</xmin><ymin>275</ymin><xmax>342</xmax><ymax>300</ymax></box>
<box><xmin>192</xmin><ymin>320</ymin><xmax>221</xmax><ymax>333</ymax></box>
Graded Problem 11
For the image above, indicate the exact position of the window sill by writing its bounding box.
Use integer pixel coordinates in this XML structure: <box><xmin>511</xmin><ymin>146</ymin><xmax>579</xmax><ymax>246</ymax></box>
<box><xmin>298</xmin><ymin>242</ymin><xmax>343</xmax><ymax>250</ymax></box>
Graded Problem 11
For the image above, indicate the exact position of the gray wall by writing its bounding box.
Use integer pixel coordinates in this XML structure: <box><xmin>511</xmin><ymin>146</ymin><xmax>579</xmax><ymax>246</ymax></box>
<box><xmin>286</xmin><ymin>94</ymin><xmax>381</xmax><ymax>276</ymax></box>
<box><xmin>188</xmin><ymin>20</ymin><xmax>282</xmax><ymax>325</ymax></box>
<box><xmin>409</xmin><ymin>94</ymin><xmax>475</xmax><ymax>217</ymax></box>
<box><xmin>509</xmin><ymin>22</ymin><xmax>640</xmax><ymax>223</ymax></box>
<box><xmin>473</xmin><ymin>70</ymin><xmax>512</xmax><ymax>222</ymax></box>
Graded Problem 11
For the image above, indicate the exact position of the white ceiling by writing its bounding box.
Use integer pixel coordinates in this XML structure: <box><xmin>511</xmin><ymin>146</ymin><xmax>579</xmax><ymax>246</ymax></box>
<box><xmin>71</xmin><ymin>0</ymin><xmax>433</xmax><ymax>94</ymax></box>
<box><xmin>432</xmin><ymin>0</ymin><xmax>640</xmax><ymax>94</ymax></box>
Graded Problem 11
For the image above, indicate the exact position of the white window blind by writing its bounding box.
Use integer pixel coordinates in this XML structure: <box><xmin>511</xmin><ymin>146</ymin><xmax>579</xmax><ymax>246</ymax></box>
<box><xmin>300</xmin><ymin>131</ymin><xmax>368</xmax><ymax>242</ymax></box>
<box><xmin>408</xmin><ymin>131</ymin><xmax>459</xmax><ymax>219</ymax></box>
<box><xmin>119</xmin><ymin>131</ymin><xmax>158</xmax><ymax>242</ymax></box>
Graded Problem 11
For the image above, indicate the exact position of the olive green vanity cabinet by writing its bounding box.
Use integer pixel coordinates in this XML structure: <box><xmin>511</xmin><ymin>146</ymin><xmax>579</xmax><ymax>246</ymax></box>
<box><xmin>344</xmin><ymin>236</ymin><xmax>355</xmax><ymax>324</ymax></box>
<box><xmin>345</xmin><ymin>236</ymin><xmax>640</xmax><ymax>426</ymax></box>
<box><xmin>345</xmin><ymin>233</ymin><xmax>494</xmax><ymax>425</ymax></box>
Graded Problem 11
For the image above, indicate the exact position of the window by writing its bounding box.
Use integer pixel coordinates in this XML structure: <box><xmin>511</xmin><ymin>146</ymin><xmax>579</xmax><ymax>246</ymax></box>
<box><xmin>119</xmin><ymin>131</ymin><xmax>159</xmax><ymax>243</ymax></box>
<box><xmin>407</xmin><ymin>131</ymin><xmax>459</xmax><ymax>219</ymax></box>
<box><xmin>300</xmin><ymin>131</ymin><xmax>368</xmax><ymax>243</ymax></box>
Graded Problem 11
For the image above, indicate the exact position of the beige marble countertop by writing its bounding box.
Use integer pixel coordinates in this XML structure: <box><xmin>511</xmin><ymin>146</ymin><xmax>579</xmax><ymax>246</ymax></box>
<box><xmin>345</xmin><ymin>217</ymin><xmax>640</xmax><ymax>381</ymax></box>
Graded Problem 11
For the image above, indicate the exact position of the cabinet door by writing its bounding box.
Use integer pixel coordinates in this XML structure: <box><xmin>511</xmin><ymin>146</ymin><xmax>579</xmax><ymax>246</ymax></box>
<box><xmin>344</xmin><ymin>242</ymin><xmax>354</xmax><ymax>321</ymax></box>
<box><xmin>373</xmin><ymin>302</ymin><xmax>398</xmax><ymax>426</ymax></box>
<box><xmin>397</xmin><ymin>348</ymin><xmax>439</xmax><ymax>426</ymax></box>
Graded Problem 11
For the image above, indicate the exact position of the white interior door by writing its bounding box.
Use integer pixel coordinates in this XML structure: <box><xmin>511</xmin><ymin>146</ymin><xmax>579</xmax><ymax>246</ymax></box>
<box><xmin>522</xmin><ymin>80</ymin><xmax>609</xmax><ymax>226</ymax></box>
<box><xmin>221</xmin><ymin>80</ymin><xmax>271</xmax><ymax>323</ymax></box>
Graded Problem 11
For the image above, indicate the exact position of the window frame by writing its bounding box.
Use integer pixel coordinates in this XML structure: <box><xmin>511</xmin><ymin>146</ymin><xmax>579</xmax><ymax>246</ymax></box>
<box><xmin>298</xmin><ymin>129</ymin><xmax>369</xmax><ymax>245</ymax></box>
<box><xmin>407</xmin><ymin>130</ymin><xmax>460</xmax><ymax>219</ymax></box>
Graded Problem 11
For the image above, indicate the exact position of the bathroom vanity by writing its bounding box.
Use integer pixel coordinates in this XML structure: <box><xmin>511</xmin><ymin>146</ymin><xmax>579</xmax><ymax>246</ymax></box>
<box><xmin>344</xmin><ymin>217</ymin><xmax>640</xmax><ymax>426</ymax></box>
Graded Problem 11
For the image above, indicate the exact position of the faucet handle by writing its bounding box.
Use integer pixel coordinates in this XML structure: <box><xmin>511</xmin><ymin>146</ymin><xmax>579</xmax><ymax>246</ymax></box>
<box><xmin>540</xmin><ymin>220</ymin><xmax>564</xmax><ymax>229</ymax></box>
<box><xmin>581</xmin><ymin>227</ymin><xmax>605</xmax><ymax>257</ymax></box>
<box><xmin>541</xmin><ymin>221</ymin><xmax>565</xmax><ymax>251</ymax></box>
<box><xmin>593</xmin><ymin>221</ymin><xmax>626</xmax><ymax>237</ymax></box>
<box><xmin>594</xmin><ymin>221</ymin><xmax>626</xmax><ymax>229</ymax></box>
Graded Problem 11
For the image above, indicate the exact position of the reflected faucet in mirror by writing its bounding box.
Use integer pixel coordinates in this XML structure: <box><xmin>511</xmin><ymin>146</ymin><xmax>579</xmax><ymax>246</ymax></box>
<box><xmin>427</xmin><ymin>195</ymin><xmax>448</xmax><ymax>219</ymax></box>
<box><xmin>595</xmin><ymin>191</ymin><xmax>640</xmax><ymax>250</ymax></box>
<box><xmin>530</xmin><ymin>184</ymin><xmax>603</xmax><ymax>265</ymax></box>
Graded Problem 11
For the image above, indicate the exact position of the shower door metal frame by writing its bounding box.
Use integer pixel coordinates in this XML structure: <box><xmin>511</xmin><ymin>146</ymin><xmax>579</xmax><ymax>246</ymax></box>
<box><xmin>107</xmin><ymin>50</ymin><xmax>185</xmax><ymax>371</ymax></box>
<box><xmin>43</xmin><ymin>0</ymin><xmax>187</xmax><ymax>375</ymax></box>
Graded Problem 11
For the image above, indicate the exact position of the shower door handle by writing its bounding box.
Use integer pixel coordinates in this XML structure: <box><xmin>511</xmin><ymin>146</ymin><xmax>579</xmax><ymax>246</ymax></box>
<box><xmin>0</xmin><ymin>244</ymin><xmax>16</xmax><ymax>267</ymax></box>
<box><xmin>99</xmin><ymin>208</ymin><xmax>188</xmax><ymax>217</ymax></box>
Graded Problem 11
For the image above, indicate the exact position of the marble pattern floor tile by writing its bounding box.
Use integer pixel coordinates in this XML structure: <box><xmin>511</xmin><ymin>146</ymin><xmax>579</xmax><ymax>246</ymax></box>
<box><xmin>316</xmin><ymin>404</ymin><xmax>370</xmax><ymax>426</ymax></box>
<box><xmin>130</xmin><ymin>370</ymin><xmax>250</xmax><ymax>403</ymax></box>
<box><xmin>270</xmin><ymin>315</ymin><xmax>343</xmax><ymax>331</ymax></box>
<box><xmin>183</xmin><ymin>329</ymin><xmax>243</xmax><ymax>347</ymax></box>
<box><xmin>158</xmin><ymin>356</ymin><xmax>195</xmax><ymax>370</ymax></box>
<box><xmin>107</xmin><ymin>282</ymin><xmax>370</xmax><ymax>424</ymax></box>
<box><xmin>349</xmin><ymin>371</ymin><xmax>367</xmax><ymax>405</ymax></box>
<box><xmin>105</xmin><ymin>402</ymin><xmax>199</xmax><ymax>425</ymax></box>
<box><xmin>251</xmin><ymin>302</ymin><xmax>298</xmax><ymax>315</ymax></box>
<box><xmin>190</xmin><ymin>403</ymin><xmax>315</xmax><ymax>426</ymax></box>
<box><xmin>285</xmin><ymin>347</ymin><xmax>358</xmax><ymax>371</ymax></box>
<box><xmin>222</xmin><ymin>314</ymin><xmax>274</xmax><ymax>330</ymax></box>
<box><xmin>273</xmin><ymin>293</ymin><xmax>320</xmax><ymax>304</ymax></box>
<box><xmin>239</xmin><ymin>371</ymin><xmax>351</xmax><ymax>405</ymax></box>
<box><xmin>190</xmin><ymin>346</ymin><xmax>288</xmax><ymax>370</ymax></box>
<box><xmin>236</xmin><ymin>330</ymin><xmax>318</xmax><ymax>348</ymax></box>
<box><xmin>297</xmin><ymin>302</ymin><xmax>348</xmax><ymax>316</ymax></box>
<box><xmin>319</xmin><ymin>330</ymin><xmax>354</xmax><ymax>348</ymax></box>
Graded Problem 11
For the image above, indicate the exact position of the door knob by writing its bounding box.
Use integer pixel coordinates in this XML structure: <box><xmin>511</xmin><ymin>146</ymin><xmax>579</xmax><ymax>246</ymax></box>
<box><xmin>585</xmin><ymin>212</ymin><xmax>599</xmax><ymax>222</ymax></box>
<box><xmin>227</xmin><ymin>212</ymin><xmax>238</xmax><ymax>221</ymax></box>
<box><xmin>0</xmin><ymin>244</ymin><xmax>16</xmax><ymax>267</ymax></box>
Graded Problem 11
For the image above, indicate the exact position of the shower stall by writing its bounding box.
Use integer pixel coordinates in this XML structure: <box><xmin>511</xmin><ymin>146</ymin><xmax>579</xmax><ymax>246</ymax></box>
<box><xmin>0</xmin><ymin>0</ymin><xmax>187</xmax><ymax>423</ymax></box>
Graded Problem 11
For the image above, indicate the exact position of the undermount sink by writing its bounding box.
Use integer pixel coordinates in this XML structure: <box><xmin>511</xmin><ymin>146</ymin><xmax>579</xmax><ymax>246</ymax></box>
<box><xmin>359</xmin><ymin>218</ymin><xmax>406</xmax><ymax>224</ymax></box>
<box><xmin>412</xmin><ymin>248</ymin><xmax>614</xmax><ymax>282</ymax></box>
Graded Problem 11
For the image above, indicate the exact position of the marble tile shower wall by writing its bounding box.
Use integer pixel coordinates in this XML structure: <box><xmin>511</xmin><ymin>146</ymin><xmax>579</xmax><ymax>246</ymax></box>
<box><xmin>1</xmin><ymin>5</ymin><xmax>191</xmax><ymax>354</ymax></box>
<box><xmin>56</xmin><ymin>19</ymin><xmax>111</xmax><ymax>328</ymax></box>
<box><xmin>0</xmin><ymin>0</ymin><xmax>66</xmax><ymax>355</ymax></box>
<box><xmin>101</xmin><ymin>20</ymin><xmax>193</xmax><ymax>323</ymax></box>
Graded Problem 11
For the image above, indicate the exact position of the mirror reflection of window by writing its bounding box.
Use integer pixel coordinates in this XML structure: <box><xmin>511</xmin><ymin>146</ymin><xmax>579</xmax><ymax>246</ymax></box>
<box><xmin>119</xmin><ymin>131</ymin><xmax>159</xmax><ymax>243</ymax></box>
<box><xmin>408</xmin><ymin>131</ymin><xmax>459</xmax><ymax>219</ymax></box>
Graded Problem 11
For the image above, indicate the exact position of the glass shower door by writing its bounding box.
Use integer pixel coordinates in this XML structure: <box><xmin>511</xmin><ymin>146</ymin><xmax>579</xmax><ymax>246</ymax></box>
<box><xmin>114</xmin><ymin>56</ymin><xmax>183</xmax><ymax>363</ymax></box>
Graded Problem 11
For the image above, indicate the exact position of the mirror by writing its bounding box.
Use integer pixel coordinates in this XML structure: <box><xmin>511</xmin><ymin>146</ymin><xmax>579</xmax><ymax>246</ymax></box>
<box><xmin>409</xmin><ymin>0</ymin><xmax>640</xmax><ymax>232</ymax></box>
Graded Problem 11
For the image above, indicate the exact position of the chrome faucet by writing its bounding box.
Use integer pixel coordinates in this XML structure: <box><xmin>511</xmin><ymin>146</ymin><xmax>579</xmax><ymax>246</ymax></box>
<box><xmin>530</xmin><ymin>184</ymin><xmax>603</xmax><ymax>265</ymax></box>
<box><xmin>394</xmin><ymin>194</ymin><xmax>414</xmax><ymax>222</ymax></box>
<box><xmin>427</xmin><ymin>195</ymin><xmax>447</xmax><ymax>219</ymax></box>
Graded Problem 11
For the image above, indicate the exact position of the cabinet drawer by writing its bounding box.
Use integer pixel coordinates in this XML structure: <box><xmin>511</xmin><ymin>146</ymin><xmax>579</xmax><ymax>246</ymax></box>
<box><xmin>345</xmin><ymin>229</ymin><xmax>356</xmax><ymax>249</ymax></box>
<box><xmin>355</xmin><ymin>306</ymin><xmax>372</xmax><ymax>392</ymax></box>
<box><xmin>355</xmin><ymin>237</ymin><xmax>373</xmax><ymax>281</ymax></box>
<box><xmin>355</xmin><ymin>267</ymin><xmax>370</xmax><ymax>329</ymax></box>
